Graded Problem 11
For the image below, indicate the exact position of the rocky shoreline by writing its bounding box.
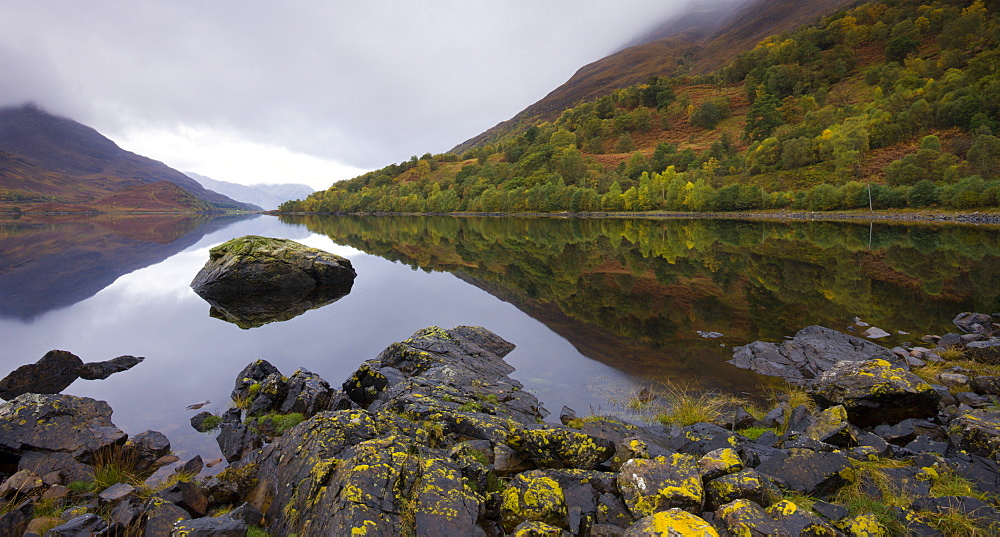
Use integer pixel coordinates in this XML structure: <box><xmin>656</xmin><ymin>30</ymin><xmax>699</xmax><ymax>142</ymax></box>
<box><xmin>2</xmin><ymin>317</ymin><xmax>1000</xmax><ymax>535</ymax></box>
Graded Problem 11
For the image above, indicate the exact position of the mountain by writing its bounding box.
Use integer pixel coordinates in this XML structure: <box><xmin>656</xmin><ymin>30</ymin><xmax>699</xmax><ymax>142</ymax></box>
<box><xmin>283</xmin><ymin>0</ymin><xmax>1000</xmax><ymax>215</ymax></box>
<box><xmin>0</xmin><ymin>104</ymin><xmax>256</xmax><ymax>212</ymax></box>
<box><xmin>453</xmin><ymin>0</ymin><xmax>857</xmax><ymax>153</ymax></box>
<box><xmin>186</xmin><ymin>172</ymin><xmax>313</xmax><ymax>211</ymax></box>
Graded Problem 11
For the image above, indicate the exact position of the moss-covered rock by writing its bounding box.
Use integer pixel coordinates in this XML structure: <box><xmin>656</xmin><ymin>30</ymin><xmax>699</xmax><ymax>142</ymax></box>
<box><xmin>617</xmin><ymin>454</ymin><xmax>704</xmax><ymax>517</ymax></box>
<box><xmin>810</xmin><ymin>359</ymin><xmax>941</xmax><ymax>427</ymax></box>
<box><xmin>836</xmin><ymin>512</ymin><xmax>887</xmax><ymax>536</ymax></box>
<box><xmin>623</xmin><ymin>509</ymin><xmax>719</xmax><ymax>536</ymax></box>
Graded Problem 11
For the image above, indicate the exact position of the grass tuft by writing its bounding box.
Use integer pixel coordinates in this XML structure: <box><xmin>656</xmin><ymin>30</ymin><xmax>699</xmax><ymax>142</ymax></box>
<box><xmin>938</xmin><ymin>346</ymin><xmax>965</xmax><ymax>361</ymax></box>
<box><xmin>653</xmin><ymin>382</ymin><xmax>746</xmax><ymax>427</ymax></box>
<box><xmin>92</xmin><ymin>447</ymin><xmax>140</xmax><ymax>490</ymax></box>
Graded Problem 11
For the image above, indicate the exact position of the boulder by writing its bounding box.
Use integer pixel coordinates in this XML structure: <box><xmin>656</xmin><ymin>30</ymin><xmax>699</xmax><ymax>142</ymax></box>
<box><xmin>755</xmin><ymin>450</ymin><xmax>854</xmax><ymax>498</ymax></box>
<box><xmin>190</xmin><ymin>235</ymin><xmax>355</xmax><ymax>329</ymax></box>
<box><xmin>965</xmin><ymin>340</ymin><xmax>1000</xmax><ymax>364</ymax></box>
<box><xmin>948</xmin><ymin>410</ymin><xmax>1000</xmax><ymax>457</ymax></box>
<box><xmin>766</xmin><ymin>500</ymin><xmax>839</xmax><ymax>536</ymax></box>
<box><xmin>704</xmin><ymin>469</ymin><xmax>779</xmax><ymax>510</ymax></box>
<box><xmin>171</xmin><ymin>517</ymin><xmax>248</xmax><ymax>536</ymax></box>
<box><xmin>810</xmin><ymin>359</ymin><xmax>940</xmax><ymax>427</ymax></box>
<box><xmin>623</xmin><ymin>509</ymin><xmax>718</xmax><ymax>536</ymax></box>
<box><xmin>616</xmin><ymin>454</ymin><xmax>704</xmax><ymax>517</ymax></box>
<box><xmin>515</xmin><ymin>428</ymin><xmax>614</xmax><ymax>470</ymax></box>
<box><xmin>501</xmin><ymin>471</ymin><xmax>569</xmax><ymax>531</ymax></box>
<box><xmin>279</xmin><ymin>368</ymin><xmax>334</xmax><ymax>417</ymax></box>
<box><xmin>804</xmin><ymin>405</ymin><xmax>859</xmax><ymax>448</ymax></box>
<box><xmin>144</xmin><ymin>497</ymin><xmax>190</xmax><ymax>535</ymax></box>
<box><xmin>954</xmin><ymin>312</ymin><xmax>995</xmax><ymax>336</ymax></box>
<box><xmin>0</xmin><ymin>350</ymin><xmax>82</xmax><ymax>400</ymax></box>
<box><xmin>44</xmin><ymin>513</ymin><xmax>108</xmax><ymax>536</ymax></box>
<box><xmin>729</xmin><ymin>326</ymin><xmax>895</xmax><ymax>384</ymax></box>
<box><xmin>123</xmin><ymin>430</ymin><xmax>171</xmax><ymax>475</ymax></box>
<box><xmin>714</xmin><ymin>499</ymin><xmax>791</xmax><ymax>536</ymax></box>
<box><xmin>0</xmin><ymin>393</ymin><xmax>126</xmax><ymax>458</ymax></box>
<box><xmin>76</xmin><ymin>355</ymin><xmax>143</xmax><ymax>380</ymax></box>
<box><xmin>698</xmin><ymin>448</ymin><xmax>744</xmax><ymax>482</ymax></box>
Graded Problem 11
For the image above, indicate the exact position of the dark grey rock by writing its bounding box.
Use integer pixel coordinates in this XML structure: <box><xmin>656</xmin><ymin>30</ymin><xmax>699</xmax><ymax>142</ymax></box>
<box><xmin>891</xmin><ymin>506</ymin><xmax>944</xmax><ymax>536</ymax></box>
<box><xmin>0</xmin><ymin>499</ymin><xmax>32</xmax><ymax>536</ymax></box>
<box><xmin>938</xmin><ymin>333</ymin><xmax>964</xmax><ymax>349</ymax></box>
<box><xmin>190</xmin><ymin>411</ymin><xmax>217</xmax><ymax>433</ymax></box>
<box><xmin>45</xmin><ymin>513</ymin><xmax>107</xmax><ymax>536</ymax></box>
<box><xmin>729</xmin><ymin>326</ymin><xmax>895</xmax><ymax>384</ymax></box>
<box><xmin>108</xmin><ymin>496</ymin><xmax>144</xmax><ymax>530</ymax></box>
<box><xmin>767</xmin><ymin>500</ymin><xmax>840</xmax><ymax>536</ymax></box>
<box><xmin>903</xmin><ymin>436</ymin><xmax>948</xmax><ymax>456</ymax></box>
<box><xmin>76</xmin><ymin>355</ymin><xmax>143</xmax><ymax>380</ymax></box>
<box><xmin>965</xmin><ymin>339</ymin><xmax>1000</xmax><ymax>364</ymax></box>
<box><xmin>731</xmin><ymin>407</ymin><xmax>756</xmax><ymax>430</ymax></box>
<box><xmin>216</xmin><ymin>421</ymin><xmax>261</xmax><ymax>463</ymax></box>
<box><xmin>246</xmin><ymin>372</ymin><xmax>287</xmax><ymax>417</ymax></box>
<box><xmin>98</xmin><ymin>482</ymin><xmax>136</xmax><ymax>503</ymax></box>
<box><xmin>224</xmin><ymin>502</ymin><xmax>265</xmax><ymax>528</ymax></box>
<box><xmin>947</xmin><ymin>410</ymin><xmax>1000</xmax><ymax>457</ymax></box>
<box><xmin>231</xmin><ymin>359</ymin><xmax>281</xmax><ymax>402</ymax></box>
<box><xmin>171</xmin><ymin>517</ymin><xmax>248</xmax><ymax>536</ymax></box>
<box><xmin>144</xmin><ymin>497</ymin><xmax>190</xmax><ymax>535</ymax></box>
<box><xmin>559</xmin><ymin>406</ymin><xmax>577</xmax><ymax>426</ymax></box>
<box><xmin>956</xmin><ymin>391</ymin><xmax>991</xmax><ymax>407</ymax></box>
<box><xmin>0</xmin><ymin>350</ymin><xmax>82</xmax><ymax>400</ymax></box>
<box><xmin>755</xmin><ymin>450</ymin><xmax>852</xmax><ymax>498</ymax></box>
<box><xmin>0</xmin><ymin>393</ymin><xmax>125</xmax><ymax>458</ymax></box>
<box><xmin>971</xmin><ymin>376</ymin><xmax>1000</xmax><ymax>396</ymax></box>
<box><xmin>954</xmin><ymin>312</ymin><xmax>995</xmax><ymax>336</ymax></box>
<box><xmin>124</xmin><ymin>430</ymin><xmax>171</xmax><ymax>475</ymax></box>
<box><xmin>178</xmin><ymin>455</ymin><xmax>204</xmax><ymax>476</ymax></box>
<box><xmin>753</xmin><ymin>405</ymin><xmax>785</xmax><ymax>429</ymax></box>
<box><xmin>155</xmin><ymin>480</ymin><xmax>208</xmax><ymax>517</ymax></box>
<box><xmin>812</xmin><ymin>500</ymin><xmax>848</xmax><ymax>521</ymax></box>
<box><xmin>278</xmin><ymin>368</ymin><xmax>333</xmax><ymax>417</ymax></box>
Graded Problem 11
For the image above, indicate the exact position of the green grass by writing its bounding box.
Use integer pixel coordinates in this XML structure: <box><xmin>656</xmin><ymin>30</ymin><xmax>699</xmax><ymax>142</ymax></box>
<box><xmin>68</xmin><ymin>480</ymin><xmax>98</xmax><ymax>494</ymax></box>
<box><xmin>653</xmin><ymin>382</ymin><xmax>746</xmax><ymax>427</ymax></box>
<box><xmin>248</xmin><ymin>527</ymin><xmax>270</xmax><ymax>537</ymax></box>
<box><xmin>250</xmin><ymin>412</ymin><xmax>306</xmax><ymax>436</ymax></box>
<box><xmin>92</xmin><ymin>447</ymin><xmax>140</xmax><ymax>490</ymax></box>
<box><xmin>938</xmin><ymin>346</ymin><xmax>965</xmax><ymax>361</ymax></box>
<box><xmin>199</xmin><ymin>414</ymin><xmax>222</xmax><ymax>431</ymax></box>
<box><xmin>735</xmin><ymin>426</ymin><xmax>777</xmax><ymax>440</ymax></box>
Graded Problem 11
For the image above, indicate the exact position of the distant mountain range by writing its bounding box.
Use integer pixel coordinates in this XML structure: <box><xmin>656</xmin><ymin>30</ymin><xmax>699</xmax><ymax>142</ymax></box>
<box><xmin>0</xmin><ymin>104</ymin><xmax>256</xmax><ymax>212</ymax></box>
<box><xmin>185</xmin><ymin>173</ymin><xmax>313</xmax><ymax>211</ymax></box>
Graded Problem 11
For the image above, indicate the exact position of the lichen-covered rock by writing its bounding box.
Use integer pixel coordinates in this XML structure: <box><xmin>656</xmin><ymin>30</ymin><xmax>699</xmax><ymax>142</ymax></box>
<box><xmin>144</xmin><ymin>497</ymin><xmax>190</xmax><ymax>535</ymax></box>
<box><xmin>279</xmin><ymin>368</ymin><xmax>334</xmax><ymax>417</ymax></box>
<box><xmin>623</xmin><ymin>509</ymin><xmax>719</xmax><ymax>536</ymax></box>
<box><xmin>617</xmin><ymin>454</ymin><xmax>704</xmax><ymax>517</ymax></box>
<box><xmin>246</xmin><ymin>372</ymin><xmax>288</xmax><ymax>417</ymax></box>
<box><xmin>511</xmin><ymin>520</ymin><xmax>568</xmax><ymax>536</ymax></box>
<box><xmin>704</xmin><ymin>469</ymin><xmax>779</xmax><ymax>510</ymax></box>
<box><xmin>805</xmin><ymin>405</ymin><xmax>859</xmax><ymax>448</ymax></box>
<box><xmin>0</xmin><ymin>393</ymin><xmax>126</xmax><ymax>459</ymax></box>
<box><xmin>0</xmin><ymin>469</ymin><xmax>42</xmax><ymax>498</ymax></box>
<box><xmin>971</xmin><ymin>376</ymin><xmax>1000</xmax><ymax>396</ymax></box>
<box><xmin>755</xmin><ymin>450</ymin><xmax>854</xmax><ymax>498</ymax></box>
<box><xmin>729</xmin><ymin>326</ymin><xmax>895</xmax><ymax>384</ymax></box>
<box><xmin>698</xmin><ymin>448</ymin><xmax>744</xmax><ymax>482</ymax></box>
<box><xmin>947</xmin><ymin>410</ymin><xmax>1000</xmax><ymax>457</ymax></box>
<box><xmin>836</xmin><ymin>512</ymin><xmax>887</xmax><ymax>536</ymax></box>
<box><xmin>715</xmin><ymin>499</ymin><xmax>791</xmax><ymax>536</ymax></box>
<box><xmin>514</xmin><ymin>428</ymin><xmax>614</xmax><ymax>470</ymax></box>
<box><xmin>765</xmin><ymin>500</ymin><xmax>839</xmax><ymax>536</ymax></box>
<box><xmin>502</xmin><ymin>471</ymin><xmax>569</xmax><ymax>531</ymax></box>
<box><xmin>191</xmin><ymin>235</ymin><xmax>355</xmax><ymax>298</ymax></box>
<box><xmin>810</xmin><ymin>359</ymin><xmax>940</xmax><ymax>427</ymax></box>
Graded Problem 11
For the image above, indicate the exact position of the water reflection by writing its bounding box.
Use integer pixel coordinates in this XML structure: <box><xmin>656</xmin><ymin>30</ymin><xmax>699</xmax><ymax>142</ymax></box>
<box><xmin>0</xmin><ymin>213</ymin><xmax>256</xmax><ymax>319</ymax></box>
<box><xmin>202</xmin><ymin>284</ymin><xmax>354</xmax><ymax>329</ymax></box>
<box><xmin>283</xmin><ymin>215</ymin><xmax>1000</xmax><ymax>386</ymax></box>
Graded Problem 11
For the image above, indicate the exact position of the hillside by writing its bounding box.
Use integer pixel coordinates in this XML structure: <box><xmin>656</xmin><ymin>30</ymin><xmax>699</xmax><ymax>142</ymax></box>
<box><xmin>453</xmin><ymin>0</ymin><xmax>858</xmax><ymax>153</ymax></box>
<box><xmin>0</xmin><ymin>105</ymin><xmax>255</xmax><ymax>212</ymax></box>
<box><xmin>186</xmin><ymin>172</ymin><xmax>313</xmax><ymax>210</ymax></box>
<box><xmin>283</xmin><ymin>0</ymin><xmax>1000</xmax><ymax>215</ymax></box>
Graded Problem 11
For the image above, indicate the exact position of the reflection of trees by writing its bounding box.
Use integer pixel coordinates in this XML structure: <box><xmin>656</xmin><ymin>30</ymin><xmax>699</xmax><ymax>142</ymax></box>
<box><xmin>282</xmin><ymin>215</ymin><xmax>1000</xmax><ymax>344</ymax></box>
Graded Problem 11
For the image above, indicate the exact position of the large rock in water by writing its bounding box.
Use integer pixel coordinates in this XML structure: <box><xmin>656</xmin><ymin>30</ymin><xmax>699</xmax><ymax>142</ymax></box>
<box><xmin>190</xmin><ymin>235</ymin><xmax>356</xmax><ymax>328</ymax></box>
<box><xmin>191</xmin><ymin>235</ymin><xmax>356</xmax><ymax>297</ymax></box>
<box><xmin>0</xmin><ymin>351</ymin><xmax>144</xmax><ymax>400</ymax></box>
<box><xmin>729</xmin><ymin>326</ymin><xmax>896</xmax><ymax>384</ymax></box>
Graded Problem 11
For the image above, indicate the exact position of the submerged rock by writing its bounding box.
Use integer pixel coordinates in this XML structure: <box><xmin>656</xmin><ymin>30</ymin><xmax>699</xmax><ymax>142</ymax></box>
<box><xmin>729</xmin><ymin>326</ymin><xmax>896</xmax><ymax>384</ymax></box>
<box><xmin>76</xmin><ymin>355</ymin><xmax>143</xmax><ymax>380</ymax></box>
<box><xmin>191</xmin><ymin>235</ymin><xmax>355</xmax><ymax>328</ymax></box>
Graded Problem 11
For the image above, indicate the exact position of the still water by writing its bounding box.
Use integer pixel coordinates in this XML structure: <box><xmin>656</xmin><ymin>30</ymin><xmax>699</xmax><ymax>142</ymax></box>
<box><xmin>2</xmin><ymin>213</ymin><xmax>999</xmax><ymax>467</ymax></box>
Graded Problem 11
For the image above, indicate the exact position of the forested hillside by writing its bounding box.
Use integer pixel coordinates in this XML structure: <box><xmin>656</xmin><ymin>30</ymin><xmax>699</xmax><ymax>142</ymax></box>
<box><xmin>282</xmin><ymin>0</ymin><xmax>1000</xmax><ymax>214</ymax></box>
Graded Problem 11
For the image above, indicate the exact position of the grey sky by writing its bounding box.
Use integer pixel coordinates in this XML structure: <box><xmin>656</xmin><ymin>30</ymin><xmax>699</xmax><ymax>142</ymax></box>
<box><xmin>0</xmin><ymin>2</ymin><xmax>695</xmax><ymax>188</ymax></box>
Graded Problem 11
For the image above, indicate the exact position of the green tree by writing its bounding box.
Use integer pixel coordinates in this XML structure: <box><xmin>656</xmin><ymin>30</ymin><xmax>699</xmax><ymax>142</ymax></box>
<box><xmin>743</xmin><ymin>92</ymin><xmax>783</xmax><ymax>142</ymax></box>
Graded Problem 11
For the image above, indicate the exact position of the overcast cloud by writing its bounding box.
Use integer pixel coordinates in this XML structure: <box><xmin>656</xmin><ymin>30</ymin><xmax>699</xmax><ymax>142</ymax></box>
<box><xmin>0</xmin><ymin>2</ymin><xmax>695</xmax><ymax>189</ymax></box>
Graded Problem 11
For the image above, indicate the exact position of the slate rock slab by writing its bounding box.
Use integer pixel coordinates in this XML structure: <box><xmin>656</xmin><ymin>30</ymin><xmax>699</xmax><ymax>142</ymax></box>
<box><xmin>729</xmin><ymin>326</ymin><xmax>896</xmax><ymax>384</ymax></box>
<box><xmin>755</xmin><ymin>450</ymin><xmax>854</xmax><ymax>498</ymax></box>
<box><xmin>0</xmin><ymin>393</ymin><xmax>125</xmax><ymax>457</ymax></box>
